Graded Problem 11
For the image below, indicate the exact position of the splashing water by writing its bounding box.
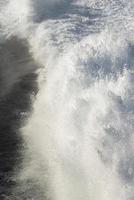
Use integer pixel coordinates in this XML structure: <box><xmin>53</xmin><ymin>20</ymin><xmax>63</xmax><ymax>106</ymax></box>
<box><xmin>1</xmin><ymin>0</ymin><xmax>134</xmax><ymax>199</ymax></box>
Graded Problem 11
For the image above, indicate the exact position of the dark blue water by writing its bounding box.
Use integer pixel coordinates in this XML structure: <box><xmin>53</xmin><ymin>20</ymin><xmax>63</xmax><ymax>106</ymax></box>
<box><xmin>0</xmin><ymin>37</ymin><xmax>38</xmax><ymax>199</ymax></box>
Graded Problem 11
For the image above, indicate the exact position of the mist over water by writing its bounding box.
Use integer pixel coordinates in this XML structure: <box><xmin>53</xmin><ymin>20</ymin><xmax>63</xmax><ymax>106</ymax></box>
<box><xmin>1</xmin><ymin>0</ymin><xmax>134</xmax><ymax>199</ymax></box>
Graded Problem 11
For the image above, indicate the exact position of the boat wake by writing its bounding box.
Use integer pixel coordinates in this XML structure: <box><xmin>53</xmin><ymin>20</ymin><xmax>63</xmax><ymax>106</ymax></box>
<box><xmin>1</xmin><ymin>0</ymin><xmax>134</xmax><ymax>199</ymax></box>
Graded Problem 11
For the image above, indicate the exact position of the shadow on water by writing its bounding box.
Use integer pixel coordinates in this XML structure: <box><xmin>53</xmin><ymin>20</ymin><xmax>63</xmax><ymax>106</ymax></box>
<box><xmin>0</xmin><ymin>37</ymin><xmax>38</xmax><ymax>199</ymax></box>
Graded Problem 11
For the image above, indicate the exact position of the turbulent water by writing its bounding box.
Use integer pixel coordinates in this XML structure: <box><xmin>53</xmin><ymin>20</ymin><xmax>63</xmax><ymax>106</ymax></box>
<box><xmin>1</xmin><ymin>0</ymin><xmax>134</xmax><ymax>199</ymax></box>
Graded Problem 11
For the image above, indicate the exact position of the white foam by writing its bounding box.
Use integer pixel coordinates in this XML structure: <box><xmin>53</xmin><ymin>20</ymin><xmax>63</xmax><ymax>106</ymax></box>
<box><xmin>2</xmin><ymin>0</ymin><xmax>134</xmax><ymax>199</ymax></box>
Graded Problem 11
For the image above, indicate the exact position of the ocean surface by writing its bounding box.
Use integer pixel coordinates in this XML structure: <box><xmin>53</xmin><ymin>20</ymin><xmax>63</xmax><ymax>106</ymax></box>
<box><xmin>1</xmin><ymin>0</ymin><xmax>134</xmax><ymax>199</ymax></box>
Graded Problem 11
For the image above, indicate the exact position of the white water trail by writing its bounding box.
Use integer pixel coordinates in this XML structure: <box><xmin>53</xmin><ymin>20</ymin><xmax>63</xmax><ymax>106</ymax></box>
<box><xmin>2</xmin><ymin>0</ymin><xmax>134</xmax><ymax>199</ymax></box>
<box><xmin>23</xmin><ymin>32</ymin><xmax>134</xmax><ymax>200</ymax></box>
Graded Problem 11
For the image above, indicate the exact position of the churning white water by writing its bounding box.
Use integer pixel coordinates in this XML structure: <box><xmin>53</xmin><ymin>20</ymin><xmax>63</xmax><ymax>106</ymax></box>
<box><xmin>1</xmin><ymin>0</ymin><xmax>134</xmax><ymax>199</ymax></box>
